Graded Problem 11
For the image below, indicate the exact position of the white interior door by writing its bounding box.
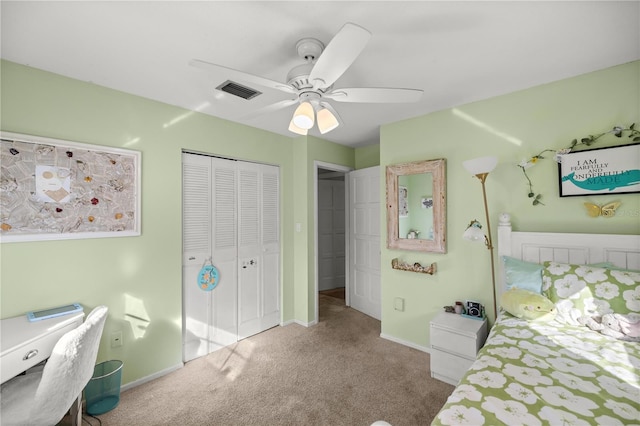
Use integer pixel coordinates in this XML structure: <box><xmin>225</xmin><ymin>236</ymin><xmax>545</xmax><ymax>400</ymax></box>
<box><xmin>348</xmin><ymin>166</ymin><xmax>381</xmax><ymax>320</ymax></box>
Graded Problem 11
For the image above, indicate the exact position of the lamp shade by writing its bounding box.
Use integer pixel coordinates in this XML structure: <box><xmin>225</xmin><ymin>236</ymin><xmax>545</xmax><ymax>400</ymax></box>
<box><xmin>463</xmin><ymin>220</ymin><xmax>486</xmax><ymax>242</ymax></box>
<box><xmin>292</xmin><ymin>102</ymin><xmax>314</xmax><ymax>129</ymax></box>
<box><xmin>462</xmin><ymin>156</ymin><xmax>498</xmax><ymax>175</ymax></box>
<box><xmin>316</xmin><ymin>108</ymin><xmax>339</xmax><ymax>134</ymax></box>
<box><xmin>288</xmin><ymin>120</ymin><xmax>308</xmax><ymax>135</ymax></box>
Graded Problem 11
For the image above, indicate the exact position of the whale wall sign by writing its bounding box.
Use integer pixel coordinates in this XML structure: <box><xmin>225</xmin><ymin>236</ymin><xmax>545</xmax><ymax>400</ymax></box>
<box><xmin>558</xmin><ymin>143</ymin><xmax>640</xmax><ymax>197</ymax></box>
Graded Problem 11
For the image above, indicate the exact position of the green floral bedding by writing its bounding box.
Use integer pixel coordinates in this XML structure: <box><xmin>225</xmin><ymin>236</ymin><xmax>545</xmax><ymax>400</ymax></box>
<box><xmin>432</xmin><ymin>313</ymin><xmax>640</xmax><ymax>425</ymax></box>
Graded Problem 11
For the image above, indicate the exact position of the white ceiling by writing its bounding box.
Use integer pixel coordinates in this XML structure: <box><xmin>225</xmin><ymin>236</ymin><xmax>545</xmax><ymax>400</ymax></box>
<box><xmin>2</xmin><ymin>1</ymin><xmax>639</xmax><ymax>148</ymax></box>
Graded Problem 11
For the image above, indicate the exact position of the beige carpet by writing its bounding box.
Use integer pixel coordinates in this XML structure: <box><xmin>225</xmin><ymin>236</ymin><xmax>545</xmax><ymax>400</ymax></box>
<box><xmin>85</xmin><ymin>295</ymin><xmax>453</xmax><ymax>425</ymax></box>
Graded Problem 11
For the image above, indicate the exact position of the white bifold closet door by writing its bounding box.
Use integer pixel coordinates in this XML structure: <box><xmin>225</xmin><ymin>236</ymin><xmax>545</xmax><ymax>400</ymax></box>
<box><xmin>182</xmin><ymin>153</ymin><xmax>280</xmax><ymax>363</ymax></box>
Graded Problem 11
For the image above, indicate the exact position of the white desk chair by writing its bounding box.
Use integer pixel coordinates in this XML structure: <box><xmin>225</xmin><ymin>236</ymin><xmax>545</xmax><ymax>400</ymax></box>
<box><xmin>1</xmin><ymin>306</ymin><xmax>108</xmax><ymax>426</ymax></box>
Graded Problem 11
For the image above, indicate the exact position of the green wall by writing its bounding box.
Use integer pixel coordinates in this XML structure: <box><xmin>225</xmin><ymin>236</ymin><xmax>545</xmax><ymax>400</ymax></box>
<box><xmin>0</xmin><ymin>60</ymin><xmax>354</xmax><ymax>386</ymax></box>
<box><xmin>355</xmin><ymin>144</ymin><xmax>380</xmax><ymax>168</ymax></box>
<box><xmin>380</xmin><ymin>60</ymin><xmax>640</xmax><ymax>349</ymax></box>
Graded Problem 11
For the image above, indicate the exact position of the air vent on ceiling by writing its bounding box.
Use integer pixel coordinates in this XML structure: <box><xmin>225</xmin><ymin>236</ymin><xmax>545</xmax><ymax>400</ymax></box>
<box><xmin>216</xmin><ymin>80</ymin><xmax>262</xmax><ymax>100</ymax></box>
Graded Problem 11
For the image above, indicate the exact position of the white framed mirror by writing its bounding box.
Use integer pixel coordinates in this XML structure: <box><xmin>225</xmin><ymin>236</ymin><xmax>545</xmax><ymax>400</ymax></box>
<box><xmin>386</xmin><ymin>159</ymin><xmax>446</xmax><ymax>253</ymax></box>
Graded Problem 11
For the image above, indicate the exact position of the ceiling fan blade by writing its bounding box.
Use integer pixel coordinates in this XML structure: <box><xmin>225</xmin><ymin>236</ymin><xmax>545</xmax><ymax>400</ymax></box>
<box><xmin>190</xmin><ymin>59</ymin><xmax>296</xmax><ymax>95</ymax></box>
<box><xmin>239</xmin><ymin>98</ymin><xmax>298</xmax><ymax>121</ymax></box>
<box><xmin>325</xmin><ymin>87</ymin><xmax>423</xmax><ymax>103</ymax></box>
<box><xmin>308</xmin><ymin>23</ymin><xmax>371</xmax><ymax>89</ymax></box>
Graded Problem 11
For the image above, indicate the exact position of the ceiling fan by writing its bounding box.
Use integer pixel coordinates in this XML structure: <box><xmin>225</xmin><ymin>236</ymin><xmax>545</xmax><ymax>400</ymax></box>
<box><xmin>190</xmin><ymin>22</ymin><xmax>423</xmax><ymax>135</ymax></box>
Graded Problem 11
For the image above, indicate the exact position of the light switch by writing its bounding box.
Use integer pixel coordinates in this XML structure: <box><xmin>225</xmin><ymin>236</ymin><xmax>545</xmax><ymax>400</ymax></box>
<box><xmin>295</xmin><ymin>222</ymin><xmax>301</xmax><ymax>232</ymax></box>
<box><xmin>394</xmin><ymin>297</ymin><xmax>405</xmax><ymax>311</ymax></box>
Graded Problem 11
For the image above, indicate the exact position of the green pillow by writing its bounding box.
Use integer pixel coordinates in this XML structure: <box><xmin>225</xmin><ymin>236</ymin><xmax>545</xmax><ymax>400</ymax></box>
<box><xmin>542</xmin><ymin>262</ymin><xmax>640</xmax><ymax>318</ymax></box>
<box><xmin>500</xmin><ymin>288</ymin><xmax>556</xmax><ymax>321</ymax></box>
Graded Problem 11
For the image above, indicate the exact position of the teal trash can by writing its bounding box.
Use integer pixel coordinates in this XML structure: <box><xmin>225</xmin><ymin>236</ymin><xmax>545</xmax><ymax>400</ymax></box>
<box><xmin>84</xmin><ymin>360</ymin><xmax>124</xmax><ymax>415</ymax></box>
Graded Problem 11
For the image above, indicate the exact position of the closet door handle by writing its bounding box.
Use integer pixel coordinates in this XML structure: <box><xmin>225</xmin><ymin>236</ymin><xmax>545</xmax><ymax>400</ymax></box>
<box><xmin>242</xmin><ymin>259</ymin><xmax>257</xmax><ymax>268</ymax></box>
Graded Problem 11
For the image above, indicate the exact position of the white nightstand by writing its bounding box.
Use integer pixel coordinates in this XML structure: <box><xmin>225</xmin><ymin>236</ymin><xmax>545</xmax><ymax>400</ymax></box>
<box><xmin>429</xmin><ymin>311</ymin><xmax>488</xmax><ymax>386</ymax></box>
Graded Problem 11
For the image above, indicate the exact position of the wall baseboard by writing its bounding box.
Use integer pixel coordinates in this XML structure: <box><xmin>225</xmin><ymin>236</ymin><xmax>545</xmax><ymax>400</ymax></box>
<box><xmin>380</xmin><ymin>333</ymin><xmax>430</xmax><ymax>353</ymax></box>
<box><xmin>120</xmin><ymin>362</ymin><xmax>183</xmax><ymax>392</ymax></box>
<box><xmin>282</xmin><ymin>318</ymin><xmax>317</xmax><ymax>327</ymax></box>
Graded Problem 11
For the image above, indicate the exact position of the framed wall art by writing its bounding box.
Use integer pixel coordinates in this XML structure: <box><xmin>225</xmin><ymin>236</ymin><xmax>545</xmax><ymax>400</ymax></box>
<box><xmin>0</xmin><ymin>131</ymin><xmax>141</xmax><ymax>242</ymax></box>
<box><xmin>558</xmin><ymin>143</ymin><xmax>640</xmax><ymax>197</ymax></box>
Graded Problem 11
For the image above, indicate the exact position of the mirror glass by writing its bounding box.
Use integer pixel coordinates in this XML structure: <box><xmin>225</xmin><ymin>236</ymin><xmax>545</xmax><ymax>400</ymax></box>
<box><xmin>386</xmin><ymin>159</ymin><xmax>446</xmax><ymax>253</ymax></box>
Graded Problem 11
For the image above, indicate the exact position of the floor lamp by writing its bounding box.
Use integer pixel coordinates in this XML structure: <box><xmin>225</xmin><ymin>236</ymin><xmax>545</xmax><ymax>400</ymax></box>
<box><xmin>462</xmin><ymin>156</ymin><xmax>498</xmax><ymax>319</ymax></box>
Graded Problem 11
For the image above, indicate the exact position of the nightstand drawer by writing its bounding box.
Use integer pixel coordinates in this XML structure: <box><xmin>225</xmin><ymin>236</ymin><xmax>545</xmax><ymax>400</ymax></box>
<box><xmin>430</xmin><ymin>348</ymin><xmax>473</xmax><ymax>386</ymax></box>
<box><xmin>430</xmin><ymin>326</ymin><xmax>478</xmax><ymax>359</ymax></box>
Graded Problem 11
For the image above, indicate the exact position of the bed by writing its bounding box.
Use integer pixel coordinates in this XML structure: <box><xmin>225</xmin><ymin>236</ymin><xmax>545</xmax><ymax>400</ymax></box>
<box><xmin>432</xmin><ymin>213</ymin><xmax>640</xmax><ymax>426</ymax></box>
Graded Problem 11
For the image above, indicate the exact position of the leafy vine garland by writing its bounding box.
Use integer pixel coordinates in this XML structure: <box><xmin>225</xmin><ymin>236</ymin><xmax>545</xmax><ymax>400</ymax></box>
<box><xmin>518</xmin><ymin>124</ymin><xmax>640</xmax><ymax>205</ymax></box>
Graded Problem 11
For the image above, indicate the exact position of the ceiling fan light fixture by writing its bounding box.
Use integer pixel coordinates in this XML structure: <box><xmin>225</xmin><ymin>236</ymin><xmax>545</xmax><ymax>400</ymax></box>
<box><xmin>292</xmin><ymin>101</ymin><xmax>314</xmax><ymax>129</ymax></box>
<box><xmin>288</xmin><ymin>120</ymin><xmax>308</xmax><ymax>135</ymax></box>
<box><xmin>316</xmin><ymin>108</ymin><xmax>339</xmax><ymax>134</ymax></box>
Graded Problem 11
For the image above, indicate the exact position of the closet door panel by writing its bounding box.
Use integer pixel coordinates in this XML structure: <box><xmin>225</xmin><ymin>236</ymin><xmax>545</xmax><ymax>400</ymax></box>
<box><xmin>262</xmin><ymin>250</ymin><xmax>280</xmax><ymax>324</ymax></box>
<box><xmin>182</xmin><ymin>154</ymin><xmax>213</xmax><ymax>362</ymax></box>
<box><xmin>260</xmin><ymin>164</ymin><xmax>280</xmax><ymax>331</ymax></box>
<box><xmin>238</xmin><ymin>163</ymin><xmax>280</xmax><ymax>339</ymax></box>
<box><xmin>210</xmin><ymin>157</ymin><xmax>238</xmax><ymax>349</ymax></box>
<box><xmin>237</xmin><ymin>163</ymin><xmax>261</xmax><ymax>339</ymax></box>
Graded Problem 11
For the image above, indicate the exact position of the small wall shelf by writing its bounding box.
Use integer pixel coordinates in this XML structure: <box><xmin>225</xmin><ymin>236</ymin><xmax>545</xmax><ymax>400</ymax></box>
<box><xmin>391</xmin><ymin>258</ymin><xmax>437</xmax><ymax>275</ymax></box>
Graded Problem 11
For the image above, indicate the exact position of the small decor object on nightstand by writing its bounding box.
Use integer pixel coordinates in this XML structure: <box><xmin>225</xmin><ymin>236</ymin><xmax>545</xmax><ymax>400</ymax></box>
<box><xmin>462</xmin><ymin>300</ymin><xmax>485</xmax><ymax>320</ymax></box>
<box><xmin>454</xmin><ymin>301</ymin><xmax>464</xmax><ymax>314</ymax></box>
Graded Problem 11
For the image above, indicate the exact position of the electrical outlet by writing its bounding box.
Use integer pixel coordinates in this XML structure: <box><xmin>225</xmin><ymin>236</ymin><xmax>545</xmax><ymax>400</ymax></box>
<box><xmin>111</xmin><ymin>330</ymin><xmax>123</xmax><ymax>348</ymax></box>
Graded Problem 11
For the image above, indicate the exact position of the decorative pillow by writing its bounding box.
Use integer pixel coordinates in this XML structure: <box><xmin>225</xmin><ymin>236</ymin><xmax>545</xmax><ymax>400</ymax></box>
<box><xmin>502</xmin><ymin>256</ymin><xmax>543</xmax><ymax>293</ymax></box>
<box><xmin>500</xmin><ymin>288</ymin><xmax>556</xmax><ymax>321</ymax></box>
<box><xmin>542</xmin><ymin>262</ymin><xmax>640</xmax><ymax>324</ymax></box>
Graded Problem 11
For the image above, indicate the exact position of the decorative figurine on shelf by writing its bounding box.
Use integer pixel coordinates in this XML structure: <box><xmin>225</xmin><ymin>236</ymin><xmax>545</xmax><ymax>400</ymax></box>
<box><xmin>443</xmin><ymin>306</ymin><xmax>455</xmax><ymax>313</ymax></box>
<box><xmin>391</xmin><ymin>258</ymin><xmax>437</xmax><ymax>275</ymax></box>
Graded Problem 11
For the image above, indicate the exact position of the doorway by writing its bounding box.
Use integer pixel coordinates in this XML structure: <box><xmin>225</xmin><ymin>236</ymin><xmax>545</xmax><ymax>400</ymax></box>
<box><xmin>314</xmin><ymin>162</ymin><xmax>351</xmax><ymax>323</ymax></box>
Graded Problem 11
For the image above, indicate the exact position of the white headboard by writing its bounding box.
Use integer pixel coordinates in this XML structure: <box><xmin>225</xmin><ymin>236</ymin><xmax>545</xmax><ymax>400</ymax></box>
<box><xmin>496</xmin><ymin>213</ymin><xmax>640</xmax><ymax>300</ymax></box>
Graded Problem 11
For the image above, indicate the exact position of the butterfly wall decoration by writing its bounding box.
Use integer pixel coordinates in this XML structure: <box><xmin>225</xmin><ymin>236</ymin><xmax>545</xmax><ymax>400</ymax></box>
<box><xmin>584</xmin><ymin>201</ymin><xmax>621</xmax><ymax>218</ymax></box>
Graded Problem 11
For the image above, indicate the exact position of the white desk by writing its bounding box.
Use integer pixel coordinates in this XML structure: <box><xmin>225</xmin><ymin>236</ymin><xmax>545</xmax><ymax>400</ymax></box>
<box><xmin>1</xmin><ymin>311</ymin><xmax>85</xmax><ymax>384</ymax></box>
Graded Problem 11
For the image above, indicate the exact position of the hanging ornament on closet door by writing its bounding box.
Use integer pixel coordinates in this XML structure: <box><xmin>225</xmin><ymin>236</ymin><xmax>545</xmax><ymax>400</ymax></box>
<box><xmin>197</xmin><ymin>257</ymin><xmax>220</xmax><ymax>291</ymax></box>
